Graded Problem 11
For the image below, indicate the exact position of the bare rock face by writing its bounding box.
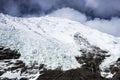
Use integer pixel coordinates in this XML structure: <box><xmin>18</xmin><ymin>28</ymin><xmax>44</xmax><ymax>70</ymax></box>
<box><xmin>0</xmin><ymin>46</ymin><xmax>21</xmax><ymax>60</ymax></box>
<box><xmin>38</xmin><ymin>68</ymin><xmax>102</xmax><ymax>80</ymax></box>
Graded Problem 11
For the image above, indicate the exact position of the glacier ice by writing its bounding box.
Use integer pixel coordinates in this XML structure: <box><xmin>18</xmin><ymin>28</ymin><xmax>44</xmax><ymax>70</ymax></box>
<box><xmin>0</xmin><ymin>13</ymin><xmax>120</xmax><ymax>71</ymax></box>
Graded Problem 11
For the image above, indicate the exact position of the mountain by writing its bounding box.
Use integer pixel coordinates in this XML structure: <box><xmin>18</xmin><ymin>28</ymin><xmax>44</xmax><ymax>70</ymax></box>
<box><xmin>0</xmin><ymin>13</ymin><xmax>120</xmax><ymax>79</ymax></box>
<box><xmin>48</xmin><ymin>7</ymin><xmax>87</xmax><ymax>23</ymax></box>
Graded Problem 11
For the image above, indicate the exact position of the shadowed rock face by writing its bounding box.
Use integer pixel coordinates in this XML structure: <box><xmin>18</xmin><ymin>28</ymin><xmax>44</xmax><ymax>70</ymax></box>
<box><xmin>38</xmin><ymin>68</ymin><xmax>105</xmax><ymax>80</ymax></box>
<box><xmin>0</xmin><ymin>46</ymin><xmax>20</xmax><ymax>60</ymax></box>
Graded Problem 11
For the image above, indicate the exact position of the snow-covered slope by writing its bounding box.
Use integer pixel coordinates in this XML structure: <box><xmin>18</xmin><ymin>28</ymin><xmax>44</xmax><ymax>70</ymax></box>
<box><xmin>48</xmin><ymin>7</ymin><xmax>87</xmax><ymax>23</ymax></box>
<box><xmin>0</xmin><ymin>13</ymin><xmax>120</xmax><ymax>72</ymax></box>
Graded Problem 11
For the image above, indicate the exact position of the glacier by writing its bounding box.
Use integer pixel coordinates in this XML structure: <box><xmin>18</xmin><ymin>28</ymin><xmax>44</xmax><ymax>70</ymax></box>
<box><xmin>0</xmin><ymin>13</ymin><xmax>120</xmax><ymax>72</ymax></box>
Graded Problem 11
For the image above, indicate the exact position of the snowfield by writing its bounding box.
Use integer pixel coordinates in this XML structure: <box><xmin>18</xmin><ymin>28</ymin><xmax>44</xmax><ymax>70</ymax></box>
<box><xmin>48</xmin><ymin>7</ymin><xmax>87</xmax><ymax>23</ymax></box>
<box><xmin>0</xmin><ymin>13</ymin><xmax>120</xmax><ymax>76</ymax></box>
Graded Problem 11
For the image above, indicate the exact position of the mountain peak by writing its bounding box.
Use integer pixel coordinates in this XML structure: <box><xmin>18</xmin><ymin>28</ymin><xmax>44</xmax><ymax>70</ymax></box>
<box><xmin>0</xmin><ymin>14</ymin><xmax>120</xmax><ymax>79</ymax></box>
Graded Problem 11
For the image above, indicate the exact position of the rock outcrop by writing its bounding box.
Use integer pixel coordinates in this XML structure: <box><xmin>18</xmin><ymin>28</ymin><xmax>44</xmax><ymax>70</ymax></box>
<box><xmin>0</xmin><ymin>46</ymin><xmax>20</xmax><ymax>60</ymax></box>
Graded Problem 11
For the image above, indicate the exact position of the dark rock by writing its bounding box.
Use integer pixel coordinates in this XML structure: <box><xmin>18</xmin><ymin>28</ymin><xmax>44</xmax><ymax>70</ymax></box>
<box><xmin>14</xmin><ymin>60</ymin><xmax>24</xmax><ymax>65</ymax></box>
<box><xmin>0</xmin><ymin>70</ymin><xmax>5</xmax><ymax>76</ymax></box>
<box><xmin>117</xmin><ymin>58</ymin><xmax>120</xmax><ymax>62</ymax></box>
<box><xmin>38</xmin><ymin>69</ymin><xmax>63</xmax><ymax>80</ymax></box>
<box><xmin>37</xmin><ymin>67</ymin><xmax>108</xmax><ymax>80</ymax></box>
<box><xmin>112</xmin><ymin>71</ymin><xmax>120</xmax><ymax>80</ymax></box>
<box><xmin>20</xmin><ymin>78</ymin><xmax>28</xmax><ymax>80</ymax></box>
<box><xmin>39</xmin><ymin>64</ymin><xmax>44</xmax><ymax>70</ymax></box>
<box><xmin>0</xmin><ymin>46</ymin><xmax>4</xmax><ymax>50</ymax></box>
<box><xmin>10</xmin><ymin>62</ymin><xmax>25</xmax><ymax>71</ymax></box>
<box><xmin>0</xmin><ymin>47</ymin><xmax>21</xmax><ymax>60</ymax></box>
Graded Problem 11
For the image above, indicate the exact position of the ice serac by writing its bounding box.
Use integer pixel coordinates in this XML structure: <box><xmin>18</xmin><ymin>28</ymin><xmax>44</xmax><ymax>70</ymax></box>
<box><xmin>0</xmin><ymin>13</ymin><xmax>120</xmax><ymax>72</ymax></box>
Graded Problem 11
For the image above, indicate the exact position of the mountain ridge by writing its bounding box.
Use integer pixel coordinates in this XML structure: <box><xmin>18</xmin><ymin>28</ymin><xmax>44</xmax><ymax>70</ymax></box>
<box><xmin>0</xmin><ymin>13</ymin><xmax>120</xmax><ymax>79</ymax></box>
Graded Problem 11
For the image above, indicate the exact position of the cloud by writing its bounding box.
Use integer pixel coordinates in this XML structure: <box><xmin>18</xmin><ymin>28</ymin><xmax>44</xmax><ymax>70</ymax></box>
<box><xmin>85</xmin><ymin>0</ymin><xmax>98</xmax><ymax>9</ymax></box>
<box><xmin>4</xmin><ymin>0</ymin><xmax>20</xmax><ymax>16</ymax></box>
<box><xmin>86</xmin><ymin>17</ymin><xmax>120</xmax><ymax>37</ymax></box>
<box><xmin>84</xmin><ymin>0</ymin><xmax>120</xmax><ymax>18</ymax></box>
<box><xmin>0</xmin><ymin>0</ymin><xmax>120</xmax><ymax>18</ymax></box>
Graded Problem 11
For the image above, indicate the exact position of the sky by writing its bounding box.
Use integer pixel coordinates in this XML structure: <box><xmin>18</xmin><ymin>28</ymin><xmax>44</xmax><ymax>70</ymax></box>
<box><xmin>0</xmin><ymin>0</ymin><xmax>120</xmax><ymax>18</ymax></box>
<box><xmin>0</xmin><ymin>0</ymin><xmax>120</xmax><ymax>37</ymax></box>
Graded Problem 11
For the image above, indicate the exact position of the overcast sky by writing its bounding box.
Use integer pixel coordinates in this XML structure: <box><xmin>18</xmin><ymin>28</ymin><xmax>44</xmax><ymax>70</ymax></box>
<box><xmin>0</xmin><ymin>0</ymin><xmax>120</xmax><ymax>18</ymax></box>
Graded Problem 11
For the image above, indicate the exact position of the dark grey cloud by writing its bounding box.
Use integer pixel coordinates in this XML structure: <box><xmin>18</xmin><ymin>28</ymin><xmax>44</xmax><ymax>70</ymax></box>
<box><xmin>0</xmin><ymin>0</ymin><xmax>120</xmax><ymax>18</ymax></box>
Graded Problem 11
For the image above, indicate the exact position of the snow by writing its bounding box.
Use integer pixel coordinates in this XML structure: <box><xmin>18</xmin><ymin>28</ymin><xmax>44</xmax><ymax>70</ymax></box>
<box><xmin>101</xmin><ymin>72</ymin><xmax>114</xmax><ymax>78</ymax></box>
<box><xmin>1</xmin><ymin>71</ymin><xmax>21</xmax><ymax>79</ymax></box>
<box><xmin>48</xmin><ymin>7</ymin><xmax>87</xmax><ymax>23</ymax></box>
<box><xmin>0</xmin><ymin>14</ymin><xmax>81</xmax><ymax>70</ymax></box>
<box><xmin>0</xmin><ymin>13</ymin><xmax>120</xmax><ymax>77</ymax></box>
<box><xmin>0</xmin><ymin>68</ymin><xmax>39</xmax><ymax>80</ymax></box>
